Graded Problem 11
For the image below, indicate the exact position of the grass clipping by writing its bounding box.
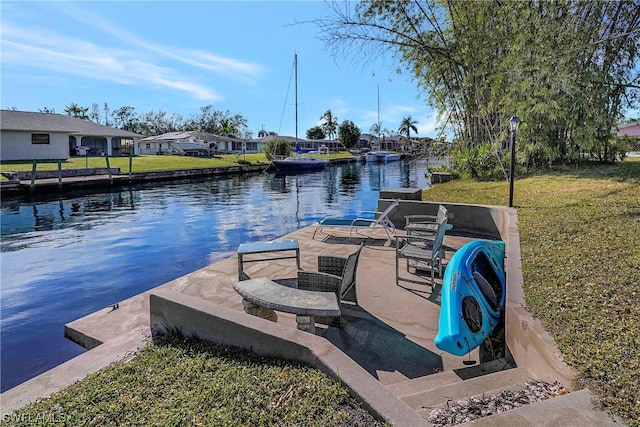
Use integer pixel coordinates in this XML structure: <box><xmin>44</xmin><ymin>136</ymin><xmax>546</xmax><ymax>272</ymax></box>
<box><xmin>2</xmin><ymin>334</ymin><xmax>384</xmax><ymax>427</ymax></box>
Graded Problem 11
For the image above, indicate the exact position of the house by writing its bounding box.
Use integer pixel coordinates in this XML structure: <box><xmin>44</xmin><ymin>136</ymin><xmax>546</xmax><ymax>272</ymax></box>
<box><xmin>616</xmin><ymin>121</ymin><xmax>640</xmax><ymax>155</ymax></box>
<box><xmin>616</xmin><ymin>121</ymin><xmax>640</xmax><ymax>137</ymax></box>
<box><xmin>358</xmin><ymin>133</ymin><xmax>418</xmax><ymax>151</ymax></box>
<box><xmin>0</xmin><ymin>110</ymin><xmax>141</xmax><ymax>161</ymax></box>
<box><xmin>140</xmin><ymin>131</ymin><xmax>262</xmax><ymax>156</ymax></box>
<box><xmin>254</xmin><ymin>135</ymin><xmax>345</xmax><ymax>153</ymax></box>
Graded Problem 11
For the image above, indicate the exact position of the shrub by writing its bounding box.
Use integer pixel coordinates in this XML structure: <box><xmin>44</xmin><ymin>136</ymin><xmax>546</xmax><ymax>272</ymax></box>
<box><xmin>453</xmin><ymin>142</ymin><xmax>507</xmax><ymax>181</ymax></box>
<box><xmin>262</xmin><ymin>139</ymin><xmax>292</xmax><ymax>160</ymax></box>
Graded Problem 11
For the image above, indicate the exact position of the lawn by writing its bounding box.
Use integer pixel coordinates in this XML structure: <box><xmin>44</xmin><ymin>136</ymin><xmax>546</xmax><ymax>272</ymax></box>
<box><xmin>1</xmin><ymin>334</ymin><xmax>385</xmax><ymax>427</ymax></box>
<box><xmin>0</xmin><ymin>152</ymin><xmax>357</xmax><ymax>178</ymax></box>
<box><xmin>424</xmin><ymin>158</ymin><xmax>640</xmax><ymax>426</ymax></box>
<box><xmin>0</xmin><ymin>154</ymin><xmax>268</xmax><ymax>177</ymax></box>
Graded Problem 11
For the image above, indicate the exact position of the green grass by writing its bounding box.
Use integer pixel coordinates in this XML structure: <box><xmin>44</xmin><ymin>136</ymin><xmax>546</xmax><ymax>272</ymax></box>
<box><xmin>424</xmin><ymin>158</ymin><xmax>640</xmax><ymax>426</ymax></box>
<box><xmin>0</xmin><ymin>152</ymin><xmax>357</xmax><ymax>178</ymax></box>
<box><xmin>1</xmin><ymin>334</ymin><xmax>385</xmax><ymax>427</ymax></box>
<box><xmin>0</xmin><ymin>154</ymin><xmax>267</xmax><ymax>177</ymax></box>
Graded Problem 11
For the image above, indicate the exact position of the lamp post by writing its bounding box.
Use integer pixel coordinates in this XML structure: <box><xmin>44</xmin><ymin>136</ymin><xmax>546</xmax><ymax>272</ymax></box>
<box><xmin>508</xmin><ymin>116</ymin><xmax>520</xmax><ymax>208</ymax></box>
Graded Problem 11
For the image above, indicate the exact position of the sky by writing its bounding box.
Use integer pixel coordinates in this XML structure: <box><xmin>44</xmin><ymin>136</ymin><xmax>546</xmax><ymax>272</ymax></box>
<box><xmin>1</xmin><ymin>1</ymin><xmax>442</xmax><ymax>139</ymax></box>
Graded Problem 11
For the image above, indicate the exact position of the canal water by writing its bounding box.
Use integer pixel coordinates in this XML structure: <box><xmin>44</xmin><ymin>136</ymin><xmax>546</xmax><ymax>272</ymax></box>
<box><xmin>0</xmin><ymin>159</ymin><xmax>433</xmax><ymax>392</ymax></box>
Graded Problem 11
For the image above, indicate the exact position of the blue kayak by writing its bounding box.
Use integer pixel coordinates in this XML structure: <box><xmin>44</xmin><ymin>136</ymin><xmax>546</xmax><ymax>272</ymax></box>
<box><xmin>434</xmin><ymin>240</ymin><xmax>506</xmax><ymax>356</ymax></box>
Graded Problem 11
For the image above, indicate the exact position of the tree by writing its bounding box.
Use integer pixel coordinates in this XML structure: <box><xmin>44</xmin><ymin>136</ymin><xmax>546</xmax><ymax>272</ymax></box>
<box><xmin>320</xmin><ymin>110</ymin><xmax>338</xmax><ymax>140</ymax></box>
<box><xmin>39</xmin><ymin>107</ymin><xmax>55</xmax><ymax>113</ymax></box>
<box><xmin>370</xmin><ymin>123</ymin><xmax>380</xmax><ymax>137</ymax></box>
<box><xmin>399</xmin><ymin>116</ymin><xmax>418</xmax><ymax>139</ymax></box>
<box><xmin>338</xmin><ymin>120</ymin><xmax>361</xmax><ymax>149</ymax></box>
<box><xmin>184</xmin><ymin>105</ymin><xmax>250</xmax><ymax>138</ymax></box>
<box><xmin>306</xmin><ymin>126</ymin><xmax>326</xmax><ymax>140</ymax></box>
<box><xmin>111</xmin><ymin>106</ymin><xmax>140</xmax><ymax>133</ymax></box>
<box><xmin>103</xmin><ymin>103</ymin><xmax>111</xmax><ymax>127</ymax></box>
<box><xmin>64</xmin><ymin>103</ymin><xmax>89</xmax><ymax>120</ymax></box>
<box><xmin>316</xmin><ymin>1</ymin><xmax>640</xmax><ymax>168</ymax></box>
<box><xmin>141</xmin><ymin>110</ymin><xmax>184</xmax><ymax>136</ymax></box>
<box><xmin>219</xmin><ymin>118</ymin><xmax>237</xmax><ymax>137</ymax></box>
<box><xmin>89</xmin><ymin>103</ymin><xmax>100</xmax><ymax>123</ymax></box>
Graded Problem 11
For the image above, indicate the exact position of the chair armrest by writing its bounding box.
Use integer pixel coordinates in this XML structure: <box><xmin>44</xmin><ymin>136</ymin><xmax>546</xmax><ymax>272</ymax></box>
<box><xmin>358</xmin><ymin>210</ymin><xmax>381</xmax><ymax>219</ymax></box>
<box><xmin>297</xmin><ymin>271</ymin><xmax>341</xmax><ymax>294</ymax></box>
<box><xmin>396</xmin><ymin>234</ymin><xmax>438</xmax><ymax>249</ymax></box>
<box><xmin>318</xmin><ymin>255</ymin><xmax>347</xmax><ymax>277</ymax></box>
<box><xmin>405</xmin><ymin>214</ymin><xmax>437</xmax><ymax>226</ymax></box>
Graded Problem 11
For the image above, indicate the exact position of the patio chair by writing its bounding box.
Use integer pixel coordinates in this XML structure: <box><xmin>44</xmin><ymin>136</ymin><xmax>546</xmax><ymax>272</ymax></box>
<box><xmin>296</xmin><ymin>244</ymin><xmax>364</xmax><ymax>324</ymax></box>
<box><xmin>404</xmin><ymin>204</ymin><xmax>453</xmax><ymax>237</ymax></box>
<box><xmin>312</xmin><ymin>199</ymin><xmax>400</xmax><ymax>243</ymax></box>
<box><xmin>395</xmin><ymin>218</ymin><xmax>449</xmax><ymax>290</ymax></box>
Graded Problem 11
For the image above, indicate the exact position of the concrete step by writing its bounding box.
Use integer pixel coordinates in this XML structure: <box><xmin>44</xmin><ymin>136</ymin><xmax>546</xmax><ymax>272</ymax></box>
<box><xmin>402</xmin><ymin>366</ymin><xmax>530</xmax><ymax>411</ymax></box>
<box><xmin>386</xmin><ymin>370</ymin><xmax>462</xmax><ymax>400</ymax></box>
<box><xmin>456</xmin><ymin>389</ymin><xmax>624</xmax><ymax>427</ymax></box>
<box><xmin>386</xmin><ymin>358</ymin><xmax>517</xmax><ymax>400</ymax></box>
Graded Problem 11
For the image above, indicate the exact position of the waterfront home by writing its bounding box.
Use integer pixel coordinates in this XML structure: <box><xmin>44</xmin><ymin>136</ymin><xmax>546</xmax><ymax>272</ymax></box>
<box><xmin>616</xmin><ymin>120</ymin><xmax>640</xmax><ymax>137</ymax></box>
<box><xmin>0</xmin><ymin>110</ymin><xmax>141</xmax><ymax>161</ymax></box>
<box><xmin>255</xmin><ymin>135</ymin><xmax>345</xmax><ymax>153</ymax></box>
<box><xmin>140</xmin><ymin>131</ymin><xmax>260</xmax><ymax>156</ymax></box>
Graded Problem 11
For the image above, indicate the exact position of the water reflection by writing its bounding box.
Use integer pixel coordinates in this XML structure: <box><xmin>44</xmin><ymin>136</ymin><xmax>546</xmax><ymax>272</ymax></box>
<box><xmin>0</xmin><ymin>159</ymin><xmax>434</xmax><ymax>391</ymax></box>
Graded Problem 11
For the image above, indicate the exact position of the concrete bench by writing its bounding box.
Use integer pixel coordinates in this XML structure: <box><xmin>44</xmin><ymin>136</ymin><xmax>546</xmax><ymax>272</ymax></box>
<box><xmin>232</xmin><ymin>278</ymin><xmax>341</xmax><ymax>333</ymax></box>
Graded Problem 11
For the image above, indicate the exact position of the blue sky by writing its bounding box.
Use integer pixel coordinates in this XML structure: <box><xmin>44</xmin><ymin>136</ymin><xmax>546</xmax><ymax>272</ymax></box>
<box><xmin>1</xmin><ymin>1</ymin><xmax>441</xmax><ymax>139</ymax></box>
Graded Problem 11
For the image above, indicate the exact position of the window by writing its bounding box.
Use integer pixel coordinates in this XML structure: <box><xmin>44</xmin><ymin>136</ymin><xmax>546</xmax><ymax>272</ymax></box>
<box><xmin>32</xmin><ymin>134</ymin><xmax>50</xmax><ymax>144</ymax></box>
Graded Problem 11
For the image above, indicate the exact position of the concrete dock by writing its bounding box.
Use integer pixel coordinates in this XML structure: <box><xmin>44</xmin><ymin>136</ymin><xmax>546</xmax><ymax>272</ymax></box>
<box><xmin>0</xmin><ymin>200</ymin><xmax>624</xmax><ymax>426</ymax></box>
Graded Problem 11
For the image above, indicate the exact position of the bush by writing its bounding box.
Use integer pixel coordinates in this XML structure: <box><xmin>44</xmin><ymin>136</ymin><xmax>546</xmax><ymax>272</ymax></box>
<box><xmin>262</xmin><ymin>139</ymin><xmax>292</xmax><ymax>160</ymax></box>
<box><xmin>453</xmin><ymin>142</ymin><xmax>507</xmax><ymax>181</ymax></box>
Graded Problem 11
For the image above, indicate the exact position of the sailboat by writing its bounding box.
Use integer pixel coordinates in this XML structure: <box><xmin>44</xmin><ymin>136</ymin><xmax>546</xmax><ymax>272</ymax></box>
<box><xmin>271</xmin><ymin>54</ymin><xmax>329</xmax><ymax>172</ymax></box>
<box><xmin>364</xmin><ymin>85</ymin><xmax>401</xmax><ymax>163</ymax></box>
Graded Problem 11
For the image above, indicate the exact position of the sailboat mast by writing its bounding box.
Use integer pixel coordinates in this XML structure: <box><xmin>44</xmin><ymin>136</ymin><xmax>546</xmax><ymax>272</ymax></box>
<box><xmin>377</xmin><ymin>85</ymin><xmax>381</xmax><ymax>148</ymax></box>
<box><xmin>377</xmin><ymin>84</ymin><xmax>380</xmax><ymax>133</ymax></box>
<box><xmin>295</xmin><ymin>54</ymin><xmax>298</xmax><ymax>142</ymax></box>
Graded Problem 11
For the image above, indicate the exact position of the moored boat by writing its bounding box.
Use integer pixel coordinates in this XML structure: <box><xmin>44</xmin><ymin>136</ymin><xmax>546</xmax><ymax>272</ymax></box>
<box><xmin>381</xmin><ymin>152</ymin><xmax>401</xmax><ymax>162</ymax></box>
<box><xmin>270</xmin><ymin>54</ymin><xmax>329</xmax><ymax>173</ymax></box>
<box><xmin>271</xmin><ymin>156</ymin><xmax>329</xmax><ymax>172</ymax></box>
<box><xmin>364</xmin><ymin>151</ymin><xmax>401</xmax><ymax>162</ymax></box>
<box><xmin>434</xmin><ymin>239</ymin><xmax>506</xmax><ymax>356</ymax></box>
<box><xmin>364</xmin><ymin>151</ymin><xmax>380</xmax><ymax>162</ymax></box>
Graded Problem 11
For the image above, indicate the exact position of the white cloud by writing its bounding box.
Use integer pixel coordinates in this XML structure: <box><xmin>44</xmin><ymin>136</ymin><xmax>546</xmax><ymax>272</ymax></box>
<box><xmin>55</xmin><ymin>3</ymin><xmax>266</xmax><ymax>83</ymax></box>
<box><xmin>1</xmin><ymin>1</ymin><xmax>267</xmax><ymax>103</ymax></box>
<box><xmin>1</xmin><ymin>23</ymin><xmax>222</xmax><ymax>102</ymax></box>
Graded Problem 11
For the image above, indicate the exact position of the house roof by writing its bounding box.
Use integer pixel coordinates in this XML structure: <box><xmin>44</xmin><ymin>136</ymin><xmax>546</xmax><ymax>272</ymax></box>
<box><xmin>618</xmin><ymin>121</ymin><xmax>639</xmax><ymax>129</ymax></box>
<box><xmin>0</xmin><ymin>110</ymin><xmax>141</xmax><ymax>138</ymax></box>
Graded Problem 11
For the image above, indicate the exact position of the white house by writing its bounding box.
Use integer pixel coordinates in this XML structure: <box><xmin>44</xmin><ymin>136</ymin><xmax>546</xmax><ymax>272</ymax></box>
<box><xmin>140</xmin><ymin>131</ymin><xmax>263</xmax><ymax>155</ymax></box>
<box><xmin>616</xmin><ymin>121</ymin><xmax>640</xmax><ymax>137</ymax></box>
<box><xmin>0</xmin><ymin>110</ymin><xmax>141</xmax><ymax>161</ymax></box>
<box><xmin>255</xmin><ymin>135</ymin><xmax>344</xmax><ymax>153</ymax></box>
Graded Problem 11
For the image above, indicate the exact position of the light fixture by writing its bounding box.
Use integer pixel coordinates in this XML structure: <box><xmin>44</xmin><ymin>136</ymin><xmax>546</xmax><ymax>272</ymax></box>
<box><xmin>509</xmin><ymin>115</ymin><xmax>520</xmax><ymax>132</ymax></box>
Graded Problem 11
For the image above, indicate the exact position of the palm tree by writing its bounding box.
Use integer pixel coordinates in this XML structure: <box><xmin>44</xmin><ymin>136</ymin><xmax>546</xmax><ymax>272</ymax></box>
<box><xmin>320</xmin><ymin>110</ymin><xmax>338</xmax><ymax>140</ymax></box>
<box><xmin>219</xmin><ymin>119</ymin><xmax>237</xmax><ymax>137</ymax></box>
<box><xmin>399</xmin><ymin>116</ymin><xmax>419</xmax><ymax>139</ymax></box>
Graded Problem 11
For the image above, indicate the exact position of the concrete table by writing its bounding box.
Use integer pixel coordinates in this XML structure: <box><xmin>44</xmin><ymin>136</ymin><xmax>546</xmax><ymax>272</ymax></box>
<box><xmin>237</xmin><ymin>239</ymin><xmax>300</xmax><ymax>281</ymax></box>
<box><xmin>232</xmin><ymin>277</ymin><xmax>341</xmax><ymax>333</ymax></box>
